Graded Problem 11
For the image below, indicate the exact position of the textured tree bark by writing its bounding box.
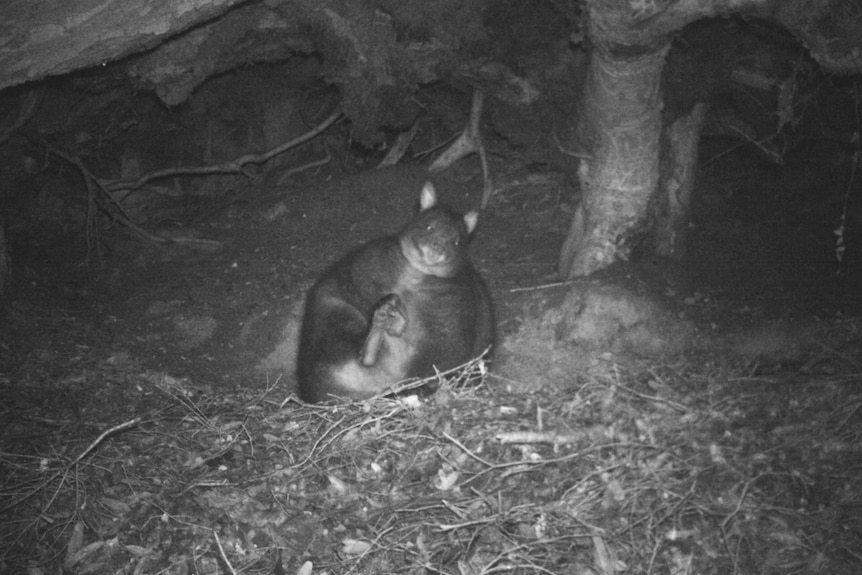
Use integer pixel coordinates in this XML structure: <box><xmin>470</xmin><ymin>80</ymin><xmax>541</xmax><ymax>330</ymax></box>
<box><xmin>655</xmin><ymin>102</ymin><xmax>708</xmax><ymax>259</ymax></box>
<box><xmin>559</xmin><ymin>43</ymin><xmax>668</xmax><ymax>279</ymax></box>
<box><xmin>558</xmin><ymin>0</ymin><xmax>862</xmax><ymax>279</ymax></box>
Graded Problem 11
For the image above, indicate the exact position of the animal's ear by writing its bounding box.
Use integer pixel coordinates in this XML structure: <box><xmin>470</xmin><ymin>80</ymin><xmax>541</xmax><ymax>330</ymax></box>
<box><xmin>419</xmin><ymin>182</ymin><xmax>437</xmax><ymax>211</ymax></box>
<box><xmin>463</xmin><ymin>210</ymin><xmax>479</xmax><ymax>234</ymax></box>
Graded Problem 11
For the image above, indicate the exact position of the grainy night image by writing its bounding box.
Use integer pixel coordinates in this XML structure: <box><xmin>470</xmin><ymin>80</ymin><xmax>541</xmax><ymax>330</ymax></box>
<box><xmin>1</xmin><ymin>1</ymin><xmax>861</xmax><ymax>573</ymax></box>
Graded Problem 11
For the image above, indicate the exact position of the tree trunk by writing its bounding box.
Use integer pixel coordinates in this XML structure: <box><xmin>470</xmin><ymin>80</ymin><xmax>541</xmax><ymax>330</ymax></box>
<box><xmin>655</xmin><ymin>102</ymin><xmax>708</xmax><ymax>259</ymax></box>
<box><xmin>558</xmin><ymin>0</ymin><xmax>862</xmax><ymax>279</ymax></box>
<box><xmin>559</xmin><ymin>43</ymin><xmax>669</xmax><ymax>279</ymax></box>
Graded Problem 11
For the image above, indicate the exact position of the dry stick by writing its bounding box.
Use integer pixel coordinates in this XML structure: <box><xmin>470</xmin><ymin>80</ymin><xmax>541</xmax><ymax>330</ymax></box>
<box><xmin>0</xmin><ymin>417</ymin><xmax>142</xmax><ymax>515</ymax></box>
<box><xmin>441</xmin><ymin>432</ymin><xmax>496</xmax><ymax>468</ymax></box>
<box><xmin>349</xmin><ymin>526</ymin><xmax>396</xmax><ymax>563</ymax></box>
<box><xmin>213</xmin><ymin>531</ymin><xmax>237</xmax><ymax>575</ymax></box>
<box><xmin>52</xmin><ymin>144</ymin><xmax>225</xmax><ymax>249</ymax></box>
<box><xmin>480</xmin><ymin>544</ymin><xmax>558</xmax><ymax>575</ymax></box>
<box><xmin>47</xmin><ymin>146</ymin><xmax>169</xmax><ymax>248</ymax></box>
<box><xmin>611</xmin><ymin>381</ymin><xmax>688</xmax><ymax>413</ymax></box>
<box><xmin>300</xmin><ymin>414</ymin><xmax>348</xmax><ymax>466</ymax></box>
<box><xmin>720</xmin><ymin>473</ymin><xmax>765</xmax><ymax>531</ymax></box>
<box><xmin>428</xmin><ymin>90</ymin><xmax>494</xmax><ymax>209</ymax></box>
<box><xmin>107</xmin><ymin>108</ymin><xmax>344</xmax><ymax>193</ymax></box>
<box><xmin>46</xmin><ymin>146</ymin><xmax>132</xmax><ymax>221</ymax></box>
<box><xmin>377</xmin><ymin>123</ymin><xmax>419</xmax><ymax>168</ymax></box>
<box><xmin>312</xmin><ymin>407</ymin><xmax>403</xmax><ymax>458</ymax></box>
<box><xmin>353</xmin><ymin>349</ymin><xmax>490</xmax><ymax>399</ymax></box>
<box><xmin>729</xmin><ymin>124</ymin><xmax>784</xmax><ymax>163</ymax></box>
<box><xmin>157</xmin><ymin>380</ymin><xmax>214</xmax><ymax>427</ymax></box>
<box><xmin>460</xmin><ymin>442</ymin><xmax>647</xmax><ymax>492</ymax></box>
<box><xmin>495</xmin><ymin>430</ymin><xmax>597</xmax><ymax>445</ymax></box>
<box><xmin>293</xmin><ymin>406</ymin><xmax>408</xmax><ymax>481</ymax></box>
<box><xmin>592</xmin><ymin>535</ymin><xmax>617</xmax><ymax>575</ymax></box>
<box><xmin>700</xmin><ymin>124</ymin><xmax>782</xmax><ymax>169</ymax></box>
<box><xmin>719</xmin><ymin>473</ymin><xmax>766</xmax><ymax>573</ymax></box>
<box><xmin>276</xmin><ymin>145</ymin><xmax>332</xmax><ymax>185</ymax></box>
<box><xmin>509</xmin><ymin>281</ymin><xmax>574</xmax><ymax>293</ymax></box>
<box><xmin>412</xmin><ymin>130</ymin><xmax>459</xmax><ymax>163</ymax></box>
<box><xmin>437</xmin><ymin>514</ymin><xmax>495</xmax><ymax>532</ymax></box>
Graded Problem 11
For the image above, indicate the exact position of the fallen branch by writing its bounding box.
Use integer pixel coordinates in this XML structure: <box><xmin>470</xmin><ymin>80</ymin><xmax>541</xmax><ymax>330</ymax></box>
<box><xmin>47</xmin><ymin>146</ymin><xmax>171</xmax><ymax>249</ymax></box>
<box><xmin>0</xmin><ymin>417</ymin><xmax>141</xmax><ymax>515</ymax></box>
<box><xmin>276</xmin><ymin>145</ymin><xmax>333</xmax><ymax>185</ymax></box>
<box><xmin>106</xmin><ymin>108</ymin><xmax>343</xmax><ymax>193</ymax></box>
<box><xmin>378</xmin><ymin>123</ymin><xmax>419</xmax><ymax>168</ymax></box>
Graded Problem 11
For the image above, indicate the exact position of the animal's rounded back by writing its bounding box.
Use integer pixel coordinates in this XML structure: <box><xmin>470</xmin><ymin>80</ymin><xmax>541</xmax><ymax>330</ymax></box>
<box><xmin>297</xmin><ymin>181</ymin><xmax>494</xmax><ymax>403</ymax></box>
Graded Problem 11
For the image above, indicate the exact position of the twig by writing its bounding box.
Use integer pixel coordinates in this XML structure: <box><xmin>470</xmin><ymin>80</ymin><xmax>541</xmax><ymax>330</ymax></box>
<box><xmin>156</xmin><ymin>380</ymin><xmax>213</xmax><ymax>427</ymax></box>
<box><xmin>301</xmin><ymin>414</ymin><xmax>348</xmax><ymax>464</ymax></box>
<box><xmin>509</xmin><ymin>281</ymin><xmax>574</xmax><ymax>293</ymax></box>
<box><xmin>378</xmin><ymin>123</ymin><xmax>419</xmax><ymax>168</ymax></box>
<box><xmin>47</xmin><ymin>146</ymin><xmax>168</xmax><ymax>248</ymax></box>
<box><xmin>0</xmin><ymin>417</ymin><xmax>141</xmax><ymax>515</ymax></box>
<box><xmin>437</xmin><ymin>515</ymin><xmax>495</xmax><ymax>532</ymax></box>
<box><xmin>441</xmin><ymin>432</ymin><xmax>496</xmax><ymax>468</ymax></box>
<box><xmin>213</xmin><ymin>531</ymin><xmax>237</xmax><ymax>575</ymax></box>
<box><xmin>47</xmin><ymin>144</ymin><xmax>226</xmax><ymax>249</ymax></box>
<box><xmin>495</xmin><ymin>430</ymin><xmax>598</xmax><ymax>445</ymax></box>
<box><xmin>348</xmin><ymin>349</ymin><xmax>491</xmax><ymax>400</ymax></box>
<box><xmin>68</xmin><ymin>418</ymin><xmax>142</xmax><ymax>472</ymax></box>
<box><xmin>277</xmin><ymin>146</ymin><xmax>333</xmax><ymax>185</ymax></box>
<box><xmin>728</xmin><ymin>124</ymin><xmax>783</xmax><ymax>164</ymax></box>
<box><xmin>721</xmin><ymin>473</ymin><xmax>765</xmax><ymax>530</ymax></box>
<box><xmin>107</xmin><ymin>108</ymin><xmax>343</xmax><ymax>192</ymax></box>
<box><xmin>611</xmin><ymin>381</ymin><xmax>688</xmax><ymax>413</ymax></box>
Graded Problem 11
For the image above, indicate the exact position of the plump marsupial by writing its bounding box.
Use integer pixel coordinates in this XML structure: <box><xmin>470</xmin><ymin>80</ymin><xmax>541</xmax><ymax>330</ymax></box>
<box><xmin>297</xmin><ymin>182</ymin><xmax>494</xmax><ymax>402</ymax></box>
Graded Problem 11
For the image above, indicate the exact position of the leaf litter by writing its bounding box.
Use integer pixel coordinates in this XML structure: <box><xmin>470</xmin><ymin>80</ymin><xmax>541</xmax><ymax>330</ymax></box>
<box><xmin>2</xmin><ymin>317</ymin><xmax>861</xmax><ymax>574</ymax></box>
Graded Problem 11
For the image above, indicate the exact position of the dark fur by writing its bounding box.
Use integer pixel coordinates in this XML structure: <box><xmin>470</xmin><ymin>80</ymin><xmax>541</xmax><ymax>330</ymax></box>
<box><xmin>297</xmin><ymin>183</ymin><xmax>494</xmax><ymax>403</ymax></box>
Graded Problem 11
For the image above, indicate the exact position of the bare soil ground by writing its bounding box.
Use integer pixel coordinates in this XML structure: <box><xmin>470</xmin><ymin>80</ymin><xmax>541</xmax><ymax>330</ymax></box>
<box><xmin>1</xmin><ymin>127</ymin><xmax>860</xmax><ymax>574</ymax></box>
